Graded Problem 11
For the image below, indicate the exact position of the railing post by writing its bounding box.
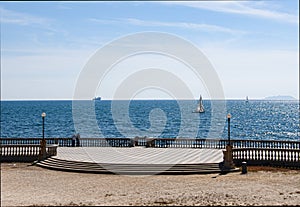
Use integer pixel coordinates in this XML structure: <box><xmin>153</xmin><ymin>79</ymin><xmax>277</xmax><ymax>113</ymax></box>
<box><xmin>39</xmin><ymin>139</ymin><xmax>47</xmax><ymax>161</ymax></box>
<box><xmin>222</xmin><ymin>144</ymin><xmax>236</xmax><ymax>170</ymax></box>
<box><xmin>222</xmin><ymin>114</ymin><xmax>238</xmax><ymax>172</ymax></box>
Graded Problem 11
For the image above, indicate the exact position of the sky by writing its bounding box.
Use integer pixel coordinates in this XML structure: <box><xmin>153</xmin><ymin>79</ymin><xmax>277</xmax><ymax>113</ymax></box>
<box><xmin>1</xmin><ymin>1</ymin><xmax>299</xmax><ymax>100</ymax></box>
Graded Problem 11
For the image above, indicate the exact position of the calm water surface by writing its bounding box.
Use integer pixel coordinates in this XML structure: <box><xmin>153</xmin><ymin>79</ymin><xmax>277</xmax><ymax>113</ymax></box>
<box><xmin>1</xmin><ymin>100</ymin><xmax>299</xmax><ymax>141</ymax></box>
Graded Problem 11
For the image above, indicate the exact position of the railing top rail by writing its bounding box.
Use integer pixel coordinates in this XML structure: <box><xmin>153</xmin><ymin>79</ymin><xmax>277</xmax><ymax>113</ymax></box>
<box><xmin>46</xmin><ymin>144</ymin><xmax>59</xmax><ymax>147</ymax></box>
<box><xmin>0</xmin><ymin>137</ymin><xmax>71</xmax><ymax>139</ymax></box>
<box><xmin>1</xmin><ymin>144</ymin><xmax>41</xmax><ymax>147</ymax></box>
<box><xmin>1</xmin><ymin>137</ymin><xmax>299</xmax><ymax>143</ymax></box>
<box><xmin>1</xmin><ymin>144</ymin><xmax>58</xmax><ymax>147</ymax></box>
<box><xmin>233</xmin><ymin>147</ymin><xmax>300</xmax><ymax>151</ymax></box>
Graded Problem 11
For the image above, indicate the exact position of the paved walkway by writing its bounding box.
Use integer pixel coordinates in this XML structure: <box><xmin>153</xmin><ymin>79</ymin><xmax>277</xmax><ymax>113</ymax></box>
<box><xmin>55</xmin><ymin>147</ymin><xmax>224</xmax><ymax>164</ymax></box>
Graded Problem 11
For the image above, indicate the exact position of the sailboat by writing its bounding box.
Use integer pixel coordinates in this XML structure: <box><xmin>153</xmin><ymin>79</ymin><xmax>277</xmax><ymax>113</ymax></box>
<box><xmin>246</xmin><ymin>96</ymin><xmax>249</xmax><ymax>103</ymax></box>
<box><xmin>194</xmin><ymin>95</ymin><xmax>205</xmax><ymax>113</ymax></box>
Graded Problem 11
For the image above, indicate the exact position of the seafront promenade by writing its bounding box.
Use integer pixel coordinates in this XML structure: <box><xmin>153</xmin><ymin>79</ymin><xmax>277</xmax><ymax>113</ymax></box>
<box><xmin>1</xmin><ymin>137</ymin><xmax>299</xmax><ymax>174</ymax></box>
<box><xmin>51</xmin><ymin>147</ymin><xmax>223</xmax><ymax>164</ymax></box>
<box><xmin>36</xmin><ymin>147</ymin><xmax>226</xmax><ymax>175</ymax></box>
<box><xmin>2</xmin><ymin>138</ymin><xmax>300</xmax><ymax>205</ymax></box>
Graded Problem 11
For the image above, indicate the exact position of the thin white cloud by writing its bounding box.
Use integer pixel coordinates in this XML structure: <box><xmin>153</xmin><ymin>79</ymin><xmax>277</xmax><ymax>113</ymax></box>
<box><xmin>160</xmin><ymin>1</ymin><xmax>299</xmax><ymax>24</ymax></box>
<box><xmin>0</xmin><ymin>7</ymin><xmax>69</xmax><ymax>41</ymax></box>
<box><xmin>89</xmin><ymin>18</ymin><xmax>246</xmax><ymax>35</ymax></box>
<box><xmin>0</xmin><ymin>7</ymin><xmax>50</xmax><ymax>26</ymax></box>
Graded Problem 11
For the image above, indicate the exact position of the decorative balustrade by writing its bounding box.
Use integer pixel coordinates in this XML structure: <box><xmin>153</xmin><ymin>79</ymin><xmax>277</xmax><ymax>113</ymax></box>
<box><xmin>233</xmin><ymin>148</ymin><xmax>300</xmax><ymax>168</ymax></box>
<box><xmin>0</xmin><ymin>138</ymin><xmax>71</xmax><ymax>147</ymax></box>
<box><xmin>1</xmin><ymin>137</ymin><xmax>299</xmax><ymax>168</ymax></box>
<box><xmin>79</xmin><ymin>138</ymin><xmax>134</xmax><ymax>147</ymax></box>
<box><xmin>230</xmin><ymin>139</ymin><xmax>300</xmax><ymax>149</ymax></box>
<box><xmin>46</xmin><ymin>144</ymin><xmax>58</xmax><ymax>157</ymax></box>
<box><xmin>1</xmin><ymin>144</ymin><xmax>40</xmax><ymax>157</ymax></box>
<box><xmin>1</xmin><ymin>137</ymin><xmax>299</xmax><ymax>149</ymax></box>
<box><xmin>1</xmin><ymin>144</ymin><xmax>58</xmax><ymax>162</ymax></box>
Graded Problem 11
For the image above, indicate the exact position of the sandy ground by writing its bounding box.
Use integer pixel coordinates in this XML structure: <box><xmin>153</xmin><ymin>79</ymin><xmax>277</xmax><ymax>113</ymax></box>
<box><xmin>1</xmin><ymin>163</ymin><xmax>300</xmax><ymax>206</ymax></box>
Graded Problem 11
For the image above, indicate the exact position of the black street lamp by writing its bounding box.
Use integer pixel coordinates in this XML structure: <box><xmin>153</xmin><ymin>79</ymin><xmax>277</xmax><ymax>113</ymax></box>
<box><xmin>227</xmin><ymin>113</ymin><xmax>231</xmax><ymax>146</ymax></box>
<box><xmin>222</xmin><ymin>113</ymin><xmax>236</xmax><ymax>171</ymax></box>
<box><xmin>39</xmin><ymin>112</ymin><xmax>47</xmax><ymax>161</ymax></box>
<box><xmin>41</xmin><ymin>112</ymin><xmax>46</xmax><ymax>140</ymax></box>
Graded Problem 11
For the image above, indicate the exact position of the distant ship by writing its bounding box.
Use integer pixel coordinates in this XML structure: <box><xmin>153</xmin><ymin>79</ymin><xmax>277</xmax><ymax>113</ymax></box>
<box><xmin>193</xmin><ymin>95</ymin><xmax>205</xmax><ymax>113</ymax></box>
<box><xmin>246</xmin><ymin>96</ymin><xmax>249</xmax><ymax>103</ymax></box>
<box><xmin>93</xmin><ymin>96</ymin><xmax>102</xmax><ymax>101</ymax></box>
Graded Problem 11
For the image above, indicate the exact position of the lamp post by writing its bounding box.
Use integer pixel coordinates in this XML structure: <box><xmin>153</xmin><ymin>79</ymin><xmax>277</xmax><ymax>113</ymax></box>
<box><xmin>222</xmin><ymin>113</ymin><xmax>236</xmax><ymax>171</ymax></box>
<box><xmin>39</xmin><ymin>112</ymin><xmax>46</xmax><ymax>160</ymax></box>
<box><xmin>227</xmin><ymin>113</ymin><xmax>231</xmax><ymax>146</ymax></box>
<box><xmin>41</xmin><ymin>112</ymin><xmax>46</xmax><ymax>140</ymax></box>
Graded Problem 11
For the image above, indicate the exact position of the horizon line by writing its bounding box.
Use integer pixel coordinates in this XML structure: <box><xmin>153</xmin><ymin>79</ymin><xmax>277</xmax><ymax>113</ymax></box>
<box><xmin>1</xmin><ymin>98</ymin><xmax>299</xmax><ymax>101</ymax></box>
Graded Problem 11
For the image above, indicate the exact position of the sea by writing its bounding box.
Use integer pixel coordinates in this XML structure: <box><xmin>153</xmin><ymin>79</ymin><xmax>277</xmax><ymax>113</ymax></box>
<box><xmin>1</xmin><ymin>100</ymin><xmax>299</xmax><ymax>141</ymax></box>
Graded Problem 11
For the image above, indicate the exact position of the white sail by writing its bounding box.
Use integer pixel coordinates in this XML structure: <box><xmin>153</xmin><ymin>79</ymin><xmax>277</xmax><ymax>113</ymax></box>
<box><xmin>195</xmin><ymin>95</ymin><xmax>205</xmax><ymax>113</ymax></box>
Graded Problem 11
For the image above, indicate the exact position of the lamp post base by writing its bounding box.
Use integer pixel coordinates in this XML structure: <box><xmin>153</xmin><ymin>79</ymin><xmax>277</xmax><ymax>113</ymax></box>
<box><xmin>221</xmin><ymin>145</ymin><xmax>239</xmax><ymax>172</ymax></box>
<box><xmin>39</xmin><ymin>139</ymin><xmax>47</xmax><ymax>161</ymax></box>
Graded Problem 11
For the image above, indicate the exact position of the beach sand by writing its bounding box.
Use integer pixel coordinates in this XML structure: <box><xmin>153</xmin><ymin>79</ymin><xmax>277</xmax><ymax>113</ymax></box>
<box><xmin>1</xmin><ymin>163</ymin><xmax>300</xmax><ymax>206</ymax></box>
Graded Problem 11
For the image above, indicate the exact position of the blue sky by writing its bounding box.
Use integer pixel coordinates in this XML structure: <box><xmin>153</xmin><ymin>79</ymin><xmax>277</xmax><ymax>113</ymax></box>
<box><xmin>1</xmin><ymin>1</ymin><xmax>299</xmax><ymax>100</ymax></box>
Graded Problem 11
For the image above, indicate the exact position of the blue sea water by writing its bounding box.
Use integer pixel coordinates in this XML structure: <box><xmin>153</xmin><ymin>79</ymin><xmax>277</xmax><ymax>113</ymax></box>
<box><xmin>1</xmin><ymin>100</ymin><xmax>299</xmax><ymax>141</ymax></box>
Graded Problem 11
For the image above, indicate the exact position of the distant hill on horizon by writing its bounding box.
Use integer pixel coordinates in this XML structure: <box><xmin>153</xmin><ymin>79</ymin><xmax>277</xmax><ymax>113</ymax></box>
<box><xmin>264</xmin><ymin>95</ymin><xmax>297</xmax><ymax>100</ymax></box>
